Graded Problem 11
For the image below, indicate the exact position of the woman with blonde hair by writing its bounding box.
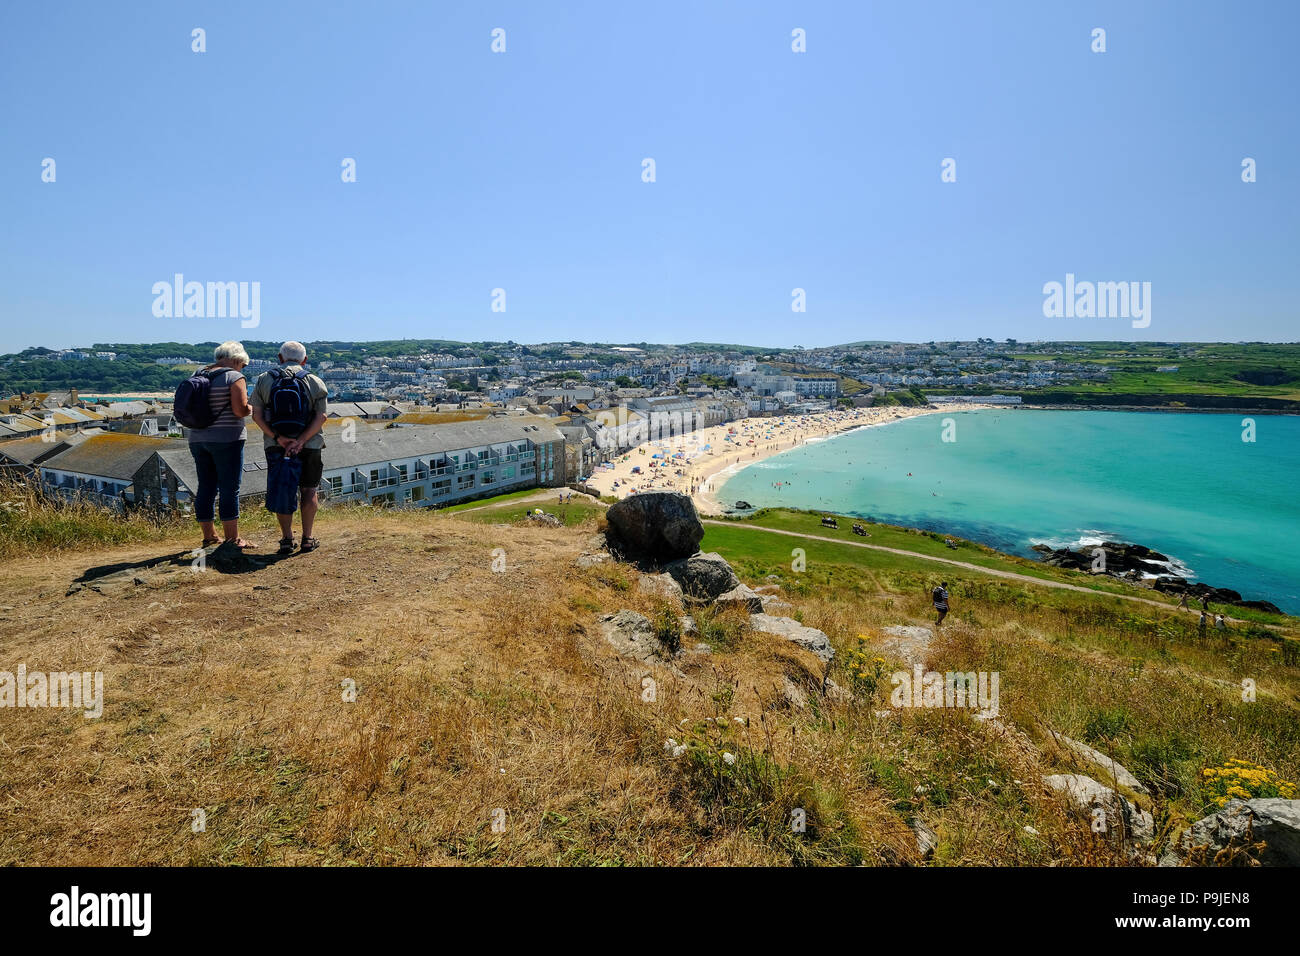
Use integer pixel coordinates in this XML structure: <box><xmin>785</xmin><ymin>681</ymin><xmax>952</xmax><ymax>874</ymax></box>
<box><xmin>186</xmin><ymin>341</ymin><xmax>254</xmax><ymax>548</ymax></box>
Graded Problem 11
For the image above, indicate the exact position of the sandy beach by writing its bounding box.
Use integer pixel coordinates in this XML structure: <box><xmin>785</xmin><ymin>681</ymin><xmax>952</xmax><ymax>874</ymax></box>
<box><xmin>582</xmin><ymin>404</ymin><xmax>994</xmax><ymax>515</ymax></box>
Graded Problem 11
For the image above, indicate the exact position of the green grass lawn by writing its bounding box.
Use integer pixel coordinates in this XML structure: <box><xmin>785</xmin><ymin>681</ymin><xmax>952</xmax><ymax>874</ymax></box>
<box><xmin>435</xmin><ymin>487</ymin><xmax>551</xmax><ymax>514</ymax></box>
<box><xmin>702</xmin><ymin>508</ymin><xmax>1293</xmax><ymax>626</ymax></box>
<box><xmin>455</xmin><ymin>494</ymin><xmax>603</xmax><ymax>528</ymax></box>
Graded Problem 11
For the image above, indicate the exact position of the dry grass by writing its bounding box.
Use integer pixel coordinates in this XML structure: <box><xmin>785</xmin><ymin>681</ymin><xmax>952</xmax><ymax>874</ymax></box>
<box><xmin>0</xmin><ymin>509</ymin><xmax>889</xmax><ymax>865</ymax></box>
<box><xmin>2</xmin><ymin>502</ymin><xmax>1294</xmax><ymax>865</ymax></box>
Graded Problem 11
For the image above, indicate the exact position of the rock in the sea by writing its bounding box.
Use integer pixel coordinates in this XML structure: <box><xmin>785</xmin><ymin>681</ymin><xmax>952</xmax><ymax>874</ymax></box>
<box><xmin>1034</xmin><ymin>541</ymin><xmax>1171</xmax><ymax>576</ymax></box>
<box><xmin>1159</xmin><ymin>798</ymin><xmax>1300</xmax><ymax>867</ymax></box>
<box><xmin>1043</xmin><ymin>773</ymin><xmax>1154</xmax><ymax>843</ymax></box>
<box><xmin>604</xmin><ymin>492</ymin><xmax>704</xmax><ymax>563</ymax></box>
<box><xmin>663</xmin><ymin>551</ymin><xmax>740</xmax><ymax>600</ymax></box>
<box><xmin>749</xmin><ymin>613</ymin><xmax>834</xmax><ymax>663</ymax></box>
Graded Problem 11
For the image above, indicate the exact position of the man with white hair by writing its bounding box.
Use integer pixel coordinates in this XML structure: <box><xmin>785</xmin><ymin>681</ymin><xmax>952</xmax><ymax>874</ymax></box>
<box><xmin>251</xmin><ymin>341</ymin><xmax>329</xmax><ymax>554</ymax></box>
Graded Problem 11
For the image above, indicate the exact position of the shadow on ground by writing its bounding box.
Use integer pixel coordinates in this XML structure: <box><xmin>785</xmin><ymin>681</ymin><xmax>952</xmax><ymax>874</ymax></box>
<box><xmin>70</xmin><ymin>543</ymin><xmax>296</xmax><ymax>593</ymax></box>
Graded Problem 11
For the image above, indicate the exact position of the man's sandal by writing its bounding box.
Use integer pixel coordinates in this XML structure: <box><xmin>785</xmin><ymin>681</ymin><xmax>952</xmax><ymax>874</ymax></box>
<box><xmin>278</xmin><ymin>537</ymin><xmax>296</xmax><ymax>555</ymax></box>
<box><xmin>300</xmin><ymin>537</ymin><xmax>320</xmax><ymax>553</ymax></box>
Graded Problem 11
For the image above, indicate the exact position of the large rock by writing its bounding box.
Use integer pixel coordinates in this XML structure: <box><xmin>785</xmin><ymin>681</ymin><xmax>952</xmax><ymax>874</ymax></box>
<box><xmin>663</xmin><ymin>551</ymin><xmax>740</xmax><ymax>600</ymax></box>
<box><xmin>599</xmin><ymin>610</ymin><xmax>677</xmax><ymax>664</ymax></box>
<box><xmin>636</xmin><ymin>572</ymin><xmax>685</xmax><ymax>603</ymax></box>
<box><xmin>876</xmin><ymin>625</ymin><xmax>934</xmax><ymax>669</ymax></box>
<box><xmin>1159</xmin><ymin>799</ymin><xmax>1300</xmax><ymax>867</ymax></box>
<box><xmin>1043</xmin><ymin>773</ymin><xmax>1155</xmax><ymax>843</ymax></box>
<box><xmin>1047</xmin><ymin>731</ymin><xmax>1148</xmax><ymax>794</ymax></box>
<box><xmin>604</xmin><ymin>492</ymin><xmax>704</xmax><ymax>563</ymax></box>
<box><xmin>1236</xmin><ymin>599</ymin><xmax>1283</xmax><ymax>614</ymax></box>
<box><xmin>1033</xmin><ymin>541</ymin><xmax>1171</xmax><ymax>576</ymax></box>
<box><xmin>750</xmin><ymin>613</ymin><xmax>834</xmax><ymax>663</ymax></box>
<box><xmin>715</xmin><ymin>583</ymin><xmax>764</xmax><ymax>614</ymax></box>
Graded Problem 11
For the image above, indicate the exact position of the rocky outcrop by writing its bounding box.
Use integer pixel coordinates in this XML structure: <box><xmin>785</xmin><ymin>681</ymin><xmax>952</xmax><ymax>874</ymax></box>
<box><xmin>875</xmin><ymin>625</ymin><xmax>934</xmax><ymax>669</ymax></box>
<box><xmin>1034</xmin><ymin>541</ymin><xmax>1280</xmax><ymax>611</ymax></box>
<box><xmin>750</xmin><ymin>613</ymin><xmax>834</xmax><ymax>663</ymax></box>
<box><xmin>637</xmin><ymin>572</ymin><xmax>685</xmax><ymax>602</ymax></box>
<box><xmin>1032</xmin><ymin>541</ymin><xmax>1172</xmax><ymax>576</ymax></box>
<box><xmin>1043</xmin><ymin>773</ymin><xmax>1155</xmax><ymax>843</ymax></box>
<box><xmin>715</xmin><ymin>584</ymin><xmax>764</xmax><ymax>614</ymax></box>
<box><xmin>1236</xmin><ymin>599</ymin><xmax>1284</xmax><ymax>614</ymax></box>
<box><xmin>1046</xmin><ymin>731</ymin><xmax>1148</xmax><ymax>794</ymax></box>
<box><xmin>600</xmin><ymin>610</ymin><xmax>677</xmax><ymax>665</ymax></box>
<box><xmin>1151</xmin><ymin>577</ymin><xmax>1242</xmax><ymax>604</ymax></box>
<box><xmin>664</xmin><ymin>551</ymin><xmax>740</xmax><ymax>601</ymax></box>
<box><xmin>1159</xmin><ymin>799</ymin><xmax>1300</xmax><ymax>867</ymax></box>
<box><xmin>598</xmin><ymin>518</ymin><xmax>838</xmax><ymax>687</ymax></box>
<box><xmin>603</xmin><ymin>492</ymin><xmax>703</xmax><ymax>563</ymax></box>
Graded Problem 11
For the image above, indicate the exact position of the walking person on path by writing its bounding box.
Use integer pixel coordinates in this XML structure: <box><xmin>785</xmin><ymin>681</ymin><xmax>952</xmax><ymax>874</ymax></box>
<box><xmin>932</xmin><ymin>581</ymin><xmax>950</xmax><ymax>626</ymax></box>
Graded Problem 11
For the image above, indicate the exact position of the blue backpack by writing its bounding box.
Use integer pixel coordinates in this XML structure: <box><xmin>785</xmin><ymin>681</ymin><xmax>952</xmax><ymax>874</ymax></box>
<box><xmin>266</xmin><ymin>367</ymin><xmax>314</xmax><ymax>438</ymax></box>
<box><xmin>173</xmin><ymin>368</ymin><xmax>229</xmax><ymax>429</ymax></box>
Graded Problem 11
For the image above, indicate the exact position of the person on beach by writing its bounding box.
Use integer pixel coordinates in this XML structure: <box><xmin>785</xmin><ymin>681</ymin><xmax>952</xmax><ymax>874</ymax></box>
<box><xmin>932</xmin><ymin>581</ymin><xmax>950</xmax><ymax>626</ymax></box>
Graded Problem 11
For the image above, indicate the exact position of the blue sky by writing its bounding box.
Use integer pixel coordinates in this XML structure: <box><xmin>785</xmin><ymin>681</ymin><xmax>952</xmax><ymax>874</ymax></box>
<box><xmin>1</xmin><ymin>0</ymin><xmax>1296</xmax><ymax>352</ymax></box>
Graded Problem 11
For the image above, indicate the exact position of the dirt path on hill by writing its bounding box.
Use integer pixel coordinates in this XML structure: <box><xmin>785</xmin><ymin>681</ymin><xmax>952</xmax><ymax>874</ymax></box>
<box><xmin>700</xmin><ymin>520</ymin><xmax>1261</xmax><ymax>623</ymax></box>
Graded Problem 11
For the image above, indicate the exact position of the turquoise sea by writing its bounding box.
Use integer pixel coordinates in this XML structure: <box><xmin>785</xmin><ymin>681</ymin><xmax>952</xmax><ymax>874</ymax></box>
<box><xmin>717</xmin><ymin>409</ymin><xmax>1300</xmax><ymax>614</ymax></box>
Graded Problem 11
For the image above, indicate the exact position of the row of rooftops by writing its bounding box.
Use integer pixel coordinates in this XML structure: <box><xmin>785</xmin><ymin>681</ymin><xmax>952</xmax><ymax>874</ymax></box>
<box><xmin>1</xmin><ymin>417</ymin><xmax>567</xmax><ymax>493</ymax></box>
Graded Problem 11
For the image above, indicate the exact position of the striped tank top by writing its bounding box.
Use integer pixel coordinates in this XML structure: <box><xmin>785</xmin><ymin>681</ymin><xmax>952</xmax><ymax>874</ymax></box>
<box><xmin>186</xmin><ymin>367</ymin><xmax>248</xmax><ymax>443</ymax></box>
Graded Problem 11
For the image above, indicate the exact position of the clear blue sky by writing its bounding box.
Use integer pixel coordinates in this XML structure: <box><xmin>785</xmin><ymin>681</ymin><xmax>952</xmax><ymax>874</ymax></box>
<box><xmin>2</xmin><ymin>0</ymin><xmax>1296</xmax><ymax>352</ymax></box>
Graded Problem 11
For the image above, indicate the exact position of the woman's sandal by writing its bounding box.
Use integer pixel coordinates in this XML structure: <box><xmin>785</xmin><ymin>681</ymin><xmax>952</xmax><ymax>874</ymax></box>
<box><xmin>225</xmin><ymin>537</ymin><xmax>255</xmax><ymax>550</ymax></box>
<box><xmin>200</xmin><ymin>538</ymin><xmax>221</xmax><ymax>548</ymax></box>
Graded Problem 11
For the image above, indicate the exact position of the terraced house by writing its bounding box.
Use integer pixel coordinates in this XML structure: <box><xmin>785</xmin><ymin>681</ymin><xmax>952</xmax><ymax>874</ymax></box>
<box><xmin>316</xmin><ymin>418</ymin><xmax>566</xmax><ymax>507</ymax></box>
<box><xmin>37</xmin><ymin>433</ymin><xmax>163</xmax><ymax>505</ymax></box>
<box><xmin>24</xmin><ymin>418</ymin><xmax>568</xmax><ymax>511</ymax></box>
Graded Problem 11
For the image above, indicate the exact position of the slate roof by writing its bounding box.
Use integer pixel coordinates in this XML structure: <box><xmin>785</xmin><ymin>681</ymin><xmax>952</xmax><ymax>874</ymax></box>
<box><xmin>39</xmin><ymin>433</ymin><xmax>175</xmax><ymax>480</ymax></box>
<box><xmin>316</xmin><ymin>418</ymin><xmax>564</xmax><ymax>470</ymax></box>
<box><xmin>152</xmin><ymin>444</ymin><xmax>269</xmax><ymax>497</ymax></box>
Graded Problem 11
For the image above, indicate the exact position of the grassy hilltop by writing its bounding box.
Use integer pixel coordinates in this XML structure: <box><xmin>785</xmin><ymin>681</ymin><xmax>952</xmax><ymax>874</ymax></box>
<box><xmin>0</xmin><ymin>489</ymin><xmax>1296</xmax><ymax>866</ymax></box>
